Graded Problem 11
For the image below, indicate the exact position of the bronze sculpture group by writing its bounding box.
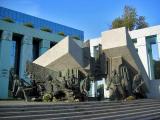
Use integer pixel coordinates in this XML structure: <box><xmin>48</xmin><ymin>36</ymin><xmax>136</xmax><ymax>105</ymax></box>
<box><xmin>10</xmin><ymin>63</ymin><xmax>91</xmax><ymax>102</ymax></box>
<box><xmin>9</xmin><ymin>63</ymin><xmax>146</xmax><ymax>102</ymax></box>
<box><xmin>107</xmin><ymin>67</ymin><xmax>146</xmax><ymax>100</ymax></box>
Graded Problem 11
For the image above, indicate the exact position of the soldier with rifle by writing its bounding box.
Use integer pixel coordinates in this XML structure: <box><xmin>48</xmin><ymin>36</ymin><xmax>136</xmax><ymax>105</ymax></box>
<box><xmin>132</xmin><ymin>73</ymin><xmax>146</xmax><ymax>98</ymax></box>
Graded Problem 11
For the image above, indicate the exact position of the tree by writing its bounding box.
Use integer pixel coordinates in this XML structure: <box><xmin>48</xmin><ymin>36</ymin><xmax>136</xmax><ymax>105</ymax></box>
<box><xmin>123</xmin><ymin>6</ymin><xmax>137</xmax><ymax>30</ymax></box>
<box><xmin>112</xmin><ymin>17</ymin><xmax>124</xmax><ymax>29</ymax></box>
<box><xmin>136</xmin><ymin>16</ymin><xmax>148</xmax><ymax>29</ymax></box>
<box><xmin>111</xmin><ymin>5</ymin><xmax>148</xmax><ymax>30</ymax></box>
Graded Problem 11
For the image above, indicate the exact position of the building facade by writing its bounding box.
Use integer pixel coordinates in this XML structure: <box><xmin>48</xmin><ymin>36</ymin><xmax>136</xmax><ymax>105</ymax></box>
<box><xmin>0</xmin><ymin>7</ymin><xmax>84</xmax><ymax>40</ymax></box>
<box><xmin>0</xmin><ymin>7</ymin><xmax>84</xmax><ymax>99</ymax></box>
<box><xmin>129</xmin><ymin>26</ymin><xmax>160</xmax><ymax>80</ymax></box>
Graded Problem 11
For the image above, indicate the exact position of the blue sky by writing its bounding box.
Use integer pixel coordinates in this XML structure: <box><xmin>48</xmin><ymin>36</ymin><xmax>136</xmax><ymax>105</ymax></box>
<box><xmin>0</xmin><ymin>0</ymin><xmax>160</xmax><ymax>39</ymax></box>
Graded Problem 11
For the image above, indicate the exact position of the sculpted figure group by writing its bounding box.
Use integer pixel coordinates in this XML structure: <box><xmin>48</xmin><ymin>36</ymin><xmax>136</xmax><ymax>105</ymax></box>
<box><xmin>9</xmin><ymin>57</ymin><xmax>147</xmax><ymax>102</ymax></box>
<box><xmin>107</xmin><ymin>66</ymin><xmax>146</xmax><ymax>100</ymax></box>
<box><xmin>10</xmin><ymin>65</ymin><xmax>91</xmax><ymax>102</ymax></box>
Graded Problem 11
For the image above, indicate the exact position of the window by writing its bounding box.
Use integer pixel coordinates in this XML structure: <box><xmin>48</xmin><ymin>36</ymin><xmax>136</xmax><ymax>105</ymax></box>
<box><xmin>12</xmin><ymin>33</ymin><xmax>23</xmax><ymax>75</ymax></box>
<box><xmin>33</xmin><ymin>38</ymin><xmax>40</xmax><ymax>60</ymax></box>
<box><xmin>146</xmin><ymin>35</ymin><xmax>160</xmax><ymax>80</ymax></box>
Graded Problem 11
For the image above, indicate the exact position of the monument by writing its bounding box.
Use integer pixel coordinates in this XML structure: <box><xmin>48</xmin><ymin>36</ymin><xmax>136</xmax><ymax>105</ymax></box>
<box><xmin>10</xmin><ymin>27</ymin><xmax>149</xmax><ymax>102</ymax></box>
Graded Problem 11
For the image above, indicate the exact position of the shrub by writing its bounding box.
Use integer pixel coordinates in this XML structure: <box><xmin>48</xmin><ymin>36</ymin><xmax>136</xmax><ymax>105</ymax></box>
<box><xmin>126</xmin><ymin>96</ymin><xmax>136</xmax><ymax>101</ymax></box>
<box><xmin>58</xmin><ymin>32</ymin><xmax>65</xmax><ymax>36</ymax></box>
<box><xmin>2</xmin><ymin>17</ymin><xmax>14</xmax><ymax>23</ymax></box>
<box><xmin>40</xmin><ymin>27</ymin><xmax>52</xmax><ymax>33</ymax></box>
<box><xmin>42</xmin><ymin>93</ymin><xmax>52</xmax><ymax>102</ymax></box>
<box><xmin>23</xmin><ymin>23</ymin><xmax>34</xmax><ymax>28</ymax></box>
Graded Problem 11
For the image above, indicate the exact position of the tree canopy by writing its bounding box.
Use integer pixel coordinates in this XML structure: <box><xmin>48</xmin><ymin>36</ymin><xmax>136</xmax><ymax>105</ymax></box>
<box><xmin>111</xmin><ymin>5</ymin><xmax>148</xmax><ymax>30</ymax></box>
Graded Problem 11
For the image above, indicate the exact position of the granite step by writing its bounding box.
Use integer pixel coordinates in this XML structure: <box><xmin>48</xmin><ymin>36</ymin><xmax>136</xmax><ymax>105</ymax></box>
<box><xmin>0</xmin><ymin>101</ymin><xmax>160</xmax><ymax>117</ymax></box>
<box><xmin>0</xmin><ymin>99</ymin><xmax>159</xmax><ymax>120</ymax></box>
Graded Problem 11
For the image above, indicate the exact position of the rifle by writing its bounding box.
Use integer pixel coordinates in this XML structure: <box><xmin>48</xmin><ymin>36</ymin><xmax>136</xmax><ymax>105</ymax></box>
<box><xmin>133</xmin><ymin>81</ymin><xmax>145</xmax><ymax>93</ymax></box>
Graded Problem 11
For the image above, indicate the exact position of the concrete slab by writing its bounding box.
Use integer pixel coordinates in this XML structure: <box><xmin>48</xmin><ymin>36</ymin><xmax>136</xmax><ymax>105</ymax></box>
<box><xmin>33</xmin><ymin>36</ymin><xmax>84</xmax><ymax>71</ymax></box>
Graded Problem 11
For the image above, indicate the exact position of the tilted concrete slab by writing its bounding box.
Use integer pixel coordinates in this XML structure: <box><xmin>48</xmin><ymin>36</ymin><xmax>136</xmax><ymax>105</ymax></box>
<box><xmin>33</xmin><ymin>36</ymin><xmax>84</xmax><ymax>71</ymax></box>
<box><xmin>101</xmin><ymin>27</ymin><xmax>150</xmax><ymax>90</ymax></box>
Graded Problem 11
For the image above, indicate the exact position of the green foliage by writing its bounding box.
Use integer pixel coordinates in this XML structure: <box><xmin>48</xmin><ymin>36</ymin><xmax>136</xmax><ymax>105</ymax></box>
<box><xmin>42</xmin><ymin>93</ymin><xmax>52</xmax><ymax>102</ymax></box>
<box><xmin>2</xmin><ymin>17</ymin><xmax>14</xmax><ymax>23</ymax></box>
<box><xmin>40</xmin><ymin>27</ymin><xmax>52</xmax><ymax>33</ymax></box>
<box><xmin>23</xmin><ymin>23</ymin><xmax>34</xmax><ymax>28</ymax></box>
<box><xmin>58</xmin><ymin>32</ymin><xmax>65</xmax><ymax>36</ymax></box>
<box><xmin>111</xmin><ymin>5</ymin><xmax>148</xmax><ymax>30</ymax></box>
<box><xmin>112</xmin><ymin>17</ymin><xmax>124</xmax><ymax>28</ymax></box>
<box><xmin>136</xmin><ymin>16</ymin><xmax>148</xmax><ymax>29</ymax></box>
<box><xmin>123</xmin><ymin>5</ymin><xmax>137</xmax><ymax>30</ymax></box>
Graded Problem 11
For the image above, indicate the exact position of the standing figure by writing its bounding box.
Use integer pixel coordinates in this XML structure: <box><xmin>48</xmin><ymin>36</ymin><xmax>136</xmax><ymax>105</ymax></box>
<box><xmin>107</xmin><ymin>69</ymin><xmax>126</xmax><ymax>100</ymax></box>
<box><xmin>11</xmin><ymin>74</ymin><xmax>19</xmax><ymax>96</ymax></box>
<box><xmin>120</xmin><ymin>66</ymin><xmax>131</xmax><ymax>96</ymax></box>
<box><xmin>12</xmin><ymin>75</ymin><xmax>28</xmax><ymax>101</ymax></box>
<box><xmin>80</xmin><ymin>76</ymin><xmax>90</xmax><ymax>101</ymax></box>
<box><xmin>9</xmin><ymin>68</ymin><xmax>15</xmax><ymax>92</ymax></box>
<box><xmin>80</xmin><ymin>76</ymin><xmax>90</xmax><ymax>95</ymax></box>
<box><xmin>44</xmin><ymin>75</ymin><xmax>54</xmax><ymax>94</ymax></box>
<box><xmin>132</xmin><ymin>73</ymin><xmax>146</xmax><ymax>98</ymax></box>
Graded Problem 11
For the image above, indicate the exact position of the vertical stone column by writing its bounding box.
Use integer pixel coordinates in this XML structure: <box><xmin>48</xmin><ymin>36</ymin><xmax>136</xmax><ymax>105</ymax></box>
<box><xmin>0</xmin><ymin>31</ymin><xmax>13</xmax><ymax>99</ymax></box>
<box><xmin>39</xmin><ymin>39</ymin><xmax>50</xmax><ymax>55</ymax></box>
<box><xmin>136</xmin><ymin>37</ymin><xmax>150</xmax><ymax>79</ymax></box>
<box><xmin>19</xmin><ymin>35</ymin><xmax>33</xmax><ymax>82</ymax></box>
<box><xmin>157</xmin><ymin>34</ymin><xmax>160</xmax><ymax>60</ymax></box>
<box><xmin>103</xmin><ymin>78</ymin><xmax>109</xmax><ymax>98</ymax></box>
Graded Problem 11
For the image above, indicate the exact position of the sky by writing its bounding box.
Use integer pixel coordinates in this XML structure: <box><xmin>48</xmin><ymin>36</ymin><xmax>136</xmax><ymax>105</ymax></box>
<box><xmin>0</xmin><ymin>0</ymin><xmax>160</xmax><ymax>40</ymax></box>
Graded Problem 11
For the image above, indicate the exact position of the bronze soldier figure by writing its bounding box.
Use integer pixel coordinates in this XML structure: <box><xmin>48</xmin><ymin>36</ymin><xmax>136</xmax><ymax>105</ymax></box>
<box><xmin>132</xmin><ymin>73</ymin><xmax>146</xmax><ymax>98</ymax></box>
<box><xmin>107</xmin><ymin>69</ymin><xmax>126</xmax><ymax>100</ymax></box>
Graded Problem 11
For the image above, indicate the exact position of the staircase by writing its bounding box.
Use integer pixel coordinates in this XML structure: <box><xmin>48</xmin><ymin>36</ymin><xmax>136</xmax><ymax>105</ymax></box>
<box><xmin>0</xmin><ymin>99</ymin><xmax>160</xmax><ymax>120</ymax></box>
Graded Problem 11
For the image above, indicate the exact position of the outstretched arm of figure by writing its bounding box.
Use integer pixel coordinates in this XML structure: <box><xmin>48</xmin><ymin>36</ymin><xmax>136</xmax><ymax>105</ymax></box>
<box><xmin>21</xmin><ymin>79</ymin><xmax>31</xmax><ymax>86</ymax></box>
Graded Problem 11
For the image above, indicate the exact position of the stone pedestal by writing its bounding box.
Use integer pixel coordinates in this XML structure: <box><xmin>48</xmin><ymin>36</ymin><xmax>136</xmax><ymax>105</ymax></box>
<box><xmin>103</xmin><ymin>78</ymin><xmax>110</xmax><ymax>98</ymax></box>
<box><xmin>39</xmin><ymin>40</ymin><xmax>50</xmax><ymax>55</ymax></box>
<box><xmin>19</xmin><ymin>36</ymin><xmax>33</xmax><ymax>82</ymax></box>
<box><xmin>0</xmin><ymin>31</ymin><xmax>12</xmax><ymax>99</ymax></box>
